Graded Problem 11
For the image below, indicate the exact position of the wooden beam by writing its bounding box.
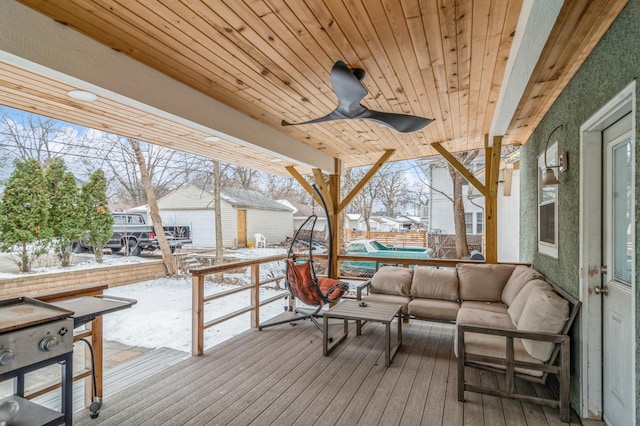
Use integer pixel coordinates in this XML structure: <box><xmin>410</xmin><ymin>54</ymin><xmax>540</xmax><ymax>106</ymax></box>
<box><xmin>312</xmin><ymin>168</ymin><xmax>334</xmax><ymax>214</ymax></box>
<box><xmin>489</xmin><ymin>136</ymin><xmax>503</xmax><ymax>198</ymax></box>
<box><xmin>338</xmin><ymin>149</ymin><xmax>395</xmax><ymax>213</ymax></box>
<box><xmin>484</xmin><ymin>135</ymin><xmax>502</xmax><ymax>264</ymax></box>
<box><xmin>286</xmin><ymin>166</ymin><xmax>320</xmax><ymax>204</ymax></box>
<box><xmin>431</xmin><ymin>143</ymin><xmax>486</xmax><ymax>195</ymax></box>
<box><xmin>484</xmin><ymin>134</ymin><xmax>492</xmax><ymax>194</ymax></box>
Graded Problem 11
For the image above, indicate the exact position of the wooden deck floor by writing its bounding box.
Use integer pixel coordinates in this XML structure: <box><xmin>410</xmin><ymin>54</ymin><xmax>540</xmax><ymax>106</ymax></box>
<box><xmin>74</xmin><ymin>316</ymin><xmax>582</xmax><ymax>425</ymax></box>
<box><xmin>36</xmin><ymin>346</ymin><xmax>189</xmax><ymax>412</ymax></box>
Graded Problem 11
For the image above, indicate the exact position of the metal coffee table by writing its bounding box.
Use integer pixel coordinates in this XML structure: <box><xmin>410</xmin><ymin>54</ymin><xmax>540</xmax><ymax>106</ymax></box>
<box><xmin>322</xmin><ymin>300</ymin><xmax>402</xmax><ymax>366</ymax></box>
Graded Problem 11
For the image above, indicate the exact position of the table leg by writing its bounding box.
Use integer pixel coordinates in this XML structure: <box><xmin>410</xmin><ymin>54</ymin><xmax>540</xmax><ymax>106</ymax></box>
<box><xmin>323</xmin><ymin>315</ymin><xmax>329</xmax><ymax>356</ymax></box>
<box><xmin>398</xmin><ymin>313</ymin><xmax>402</xmax><ymax>347</ymax></box>
<box><xmin>385</xmin><ymin>322</ymin><xmax>391</xmax><ymax>367</ymax></box>
<box><xmin>385</xmin><ymin>314</ymin><xmax>403</xmax><ymax>367</ymax></box>
<box><xmin>323</xmin><ymin>316</ymin><xmax>348</xmax><ymax>356</ymax></box>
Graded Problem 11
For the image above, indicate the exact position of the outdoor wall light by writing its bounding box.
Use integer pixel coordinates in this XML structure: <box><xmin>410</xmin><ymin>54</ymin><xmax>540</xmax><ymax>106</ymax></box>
<box><xmin>542</xmin><ymin>124</ymin><xmax>568</xmax><ymax>187</ymax></box>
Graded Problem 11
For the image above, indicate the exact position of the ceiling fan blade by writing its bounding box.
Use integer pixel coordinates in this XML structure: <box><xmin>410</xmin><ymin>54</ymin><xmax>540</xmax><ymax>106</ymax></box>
<box><xmin>358</xmin><ymin>109</ymin><xmax>434</xmax><ymax>133</ymax></box>
<box><xmin>281</xmin><ymin>110</ymin><xmax>346</xmax><ymax>127</ymax></box>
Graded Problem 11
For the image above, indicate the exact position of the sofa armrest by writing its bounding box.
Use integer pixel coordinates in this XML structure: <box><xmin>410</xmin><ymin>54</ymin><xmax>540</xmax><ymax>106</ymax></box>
<box><xmin>458</xmin><ymin>324</ymin><xmax>569</xmax><ymax>344</ymax></box>
<box><xmin>356</xmin><ymin>280</ymin><xmax>371</xmax><ymax>300</ymax></box>
<box><xmin>457</xmin><ymin>322</ymin><xmax>571</xmax><ymax>421</ymax></box>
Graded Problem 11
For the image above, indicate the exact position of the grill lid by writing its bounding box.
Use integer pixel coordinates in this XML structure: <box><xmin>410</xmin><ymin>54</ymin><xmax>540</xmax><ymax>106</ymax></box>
<box><xmin>0</xmin><ymin>297</ymin><xmax>74</xmax><ymax>334</ymax></box>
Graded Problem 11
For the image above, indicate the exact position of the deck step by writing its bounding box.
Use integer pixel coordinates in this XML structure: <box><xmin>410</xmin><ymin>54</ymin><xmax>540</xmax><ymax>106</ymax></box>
<box><xmin>34</xmin><ymin>346</ymin><xmax>189</xmax><ymax>413</ymax></box>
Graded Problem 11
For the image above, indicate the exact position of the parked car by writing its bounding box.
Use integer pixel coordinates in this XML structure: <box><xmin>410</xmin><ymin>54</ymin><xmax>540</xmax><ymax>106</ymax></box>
<box><xmin>341</xmin><ymin>239</ymin><xmax>432</xmax><ymax>276</ymax></box>
<box><xmin>73</xmin><ymin>213</ymin><xmax>191</xmax><ymax>256</ymax></box>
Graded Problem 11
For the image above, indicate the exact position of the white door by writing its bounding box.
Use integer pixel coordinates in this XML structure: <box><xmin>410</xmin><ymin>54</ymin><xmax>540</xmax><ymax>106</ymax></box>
<box><xmin>601</xmin><ymin>114</ymin><xmax>634</xmax><ymax>426</ymax></box>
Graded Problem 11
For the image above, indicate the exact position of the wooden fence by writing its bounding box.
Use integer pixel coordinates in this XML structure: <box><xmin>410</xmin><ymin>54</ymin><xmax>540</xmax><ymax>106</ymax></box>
<box><xmin>344</xmin><ymin>230</ymin><xmax>427</xmax><ymax>247</ymax></box>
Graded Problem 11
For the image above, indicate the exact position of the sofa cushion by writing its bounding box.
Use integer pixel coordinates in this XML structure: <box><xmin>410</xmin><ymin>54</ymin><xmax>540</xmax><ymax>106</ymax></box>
<box><xmin>410</xmin><ymin>266</ymin><xmax>459</xmax><ymax>301</ymax></box>
<box><xmin>362</xmin><ymin>294</ymin><xmax>411</xmax><ymax>316</ymax></box>
<box><xmin>501</xmin><ymin>266</ymin><xmax>544</xmax><ymax>306</ymax></box>
<box><xmin>517</xmin><ymin>286</ymin><xmax>570</xmax><ymax>362</ymax></box>
<box><xmin>408</xmin><ymin>299</ymin><xmax>459</xmax><ymax>322</ymax></box>
<box><xmin>455</xmin><ymin>307</ymin><xmax>544</xmax><ymax>377</ymax></box>
<box><xmin>508</xmin><ymin>279</ymin><xmax>552</xmax><ymax>326</ymax></box>
<box><xmin>461</xmin><ymin>300</ymin><xmax>508</xmax><ymax>314</ymax></box>
<box><xmin>457</xmin><ymin>264</ymin><xmax>516</xmax><ymax>302</ymax></box>
<box><xmin>370</xmin><ymin>266</ymin><xmax>413</xmax><ymax>296</ymax></box>
<box><xmin>456</xmin><ymin>307</ymin><xmax>514</xmax><ymax>330</ymax></box>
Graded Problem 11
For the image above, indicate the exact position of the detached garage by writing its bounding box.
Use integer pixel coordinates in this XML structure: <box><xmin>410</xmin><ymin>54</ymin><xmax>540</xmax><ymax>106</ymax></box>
<box><xmin>152</xmin><ymin>184</ymin><xmax>293</xmax><ymax>248</ymax></box>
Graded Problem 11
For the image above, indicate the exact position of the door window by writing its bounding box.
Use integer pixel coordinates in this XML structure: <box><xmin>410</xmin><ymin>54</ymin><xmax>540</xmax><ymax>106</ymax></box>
<box><xmin>611</xmin><ymin>139</ymin><xmax>633</xmax><ymax>286</ymax></box>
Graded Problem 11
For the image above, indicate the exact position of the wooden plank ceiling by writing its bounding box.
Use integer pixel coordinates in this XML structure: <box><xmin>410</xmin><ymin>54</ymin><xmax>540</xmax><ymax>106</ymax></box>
<box><xmin>1</xmin><ymin>0</ymin><xmax>628</xmax><ymax>175</ymax></box>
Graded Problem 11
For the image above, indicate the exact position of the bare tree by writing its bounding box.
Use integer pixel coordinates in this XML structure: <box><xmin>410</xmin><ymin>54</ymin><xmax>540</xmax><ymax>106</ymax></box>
<box><xmin>416</xmin><ymin>150</ymin><xmax>480</xmax><ymax>258</ymax></box>
<box><xmin>130</xmin><ymin>139</ymin><xmax>177</xmax><ymax>275</ymax></box>
<box><xmin>76</xmin><ymin>132</ymin><xmax>197</xmax><ymax>207</ymax></box>
<box><xmin>447</xmin><ymin>151</ymin><xmax>479</xmax><ymax>258</ymax></box>
<box><xmin>230</xmin><ymin>165</ymin><xmax>260</xmax><ymax>190</ymax></box>
<box><xmin>376</xmin><ymin>163</ymin><xmax>411</xmax><ymax>216</ymax></box>
<box><xmin>343</xmin><ymin>167</ymin><xmax>380</xmax><ymax>232</ymax></box>
<box><xmin>212</xmin><ymin>160</ymin><xmax>225</xmax><ymax>263</ymax></box>
<box><xmin>0</xmin><ymin>109</ymin><xmax>75</xmax><ymax>166</ymax></box>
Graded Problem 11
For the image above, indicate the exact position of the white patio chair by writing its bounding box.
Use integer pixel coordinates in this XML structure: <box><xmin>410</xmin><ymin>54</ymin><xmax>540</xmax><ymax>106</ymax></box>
<box><xmin>254</xmin><ymin>233</ymin><xmax>266</xmax><ymax>248</ymax></box>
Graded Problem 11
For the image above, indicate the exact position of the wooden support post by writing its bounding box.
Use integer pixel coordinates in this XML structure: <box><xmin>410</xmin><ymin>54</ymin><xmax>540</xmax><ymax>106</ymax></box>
<box><xmin>192</xmin><ymin>274</ymin><xmax>204</xmax><ymax>356</ymax></box>
<box><xmin>288</xmin><ymin>152</ymin><xmax>394</xmax><ymax>279</ymax></box>
<box><xmin>250</xmin><ymin>263</ymin><xmax>260</xmax><ymax>328</ymax></box>
<box><xmin>485</xmin><ymin>135</ymin><xmax>502</xmax><ymax>263</ymax></box>
<box><xmin>328</xmin><ymin>172</ymin><xmax>340</xmax><ymax>279</ymax></box>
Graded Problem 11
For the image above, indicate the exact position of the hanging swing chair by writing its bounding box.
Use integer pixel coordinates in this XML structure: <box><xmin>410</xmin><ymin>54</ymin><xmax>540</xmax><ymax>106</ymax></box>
<box><xmin>258</xmin><ymin>186</ymin><xmax>348</xmax><ymax>335</ymax></box>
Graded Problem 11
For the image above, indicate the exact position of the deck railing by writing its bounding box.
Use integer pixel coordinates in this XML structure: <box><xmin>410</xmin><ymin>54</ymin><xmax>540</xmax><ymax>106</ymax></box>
<box><xmin>189</xmin><ymin>253</ymin><xmax>492</xmax><ymax>356</ymax></box>
<box><xmin>190</xmin><ymin>254</ymin><xmax>288</xmax><ymax>355</ymax></box>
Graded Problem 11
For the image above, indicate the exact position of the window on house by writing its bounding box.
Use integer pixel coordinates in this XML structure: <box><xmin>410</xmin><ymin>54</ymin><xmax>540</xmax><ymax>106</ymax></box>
<box><xmin>465</xmin><ymin>212</ymin><xmax>473</xmax><ymax>234</ymax></box>
<box><xmin>538</xmin><ymin>142</ymin><xmax>558</xmax><ymax>257</ymax></box>
<box><xmin>476</xmin><ymin>212</ymin><xmax>483</xmax><ymax>234</ymax></box>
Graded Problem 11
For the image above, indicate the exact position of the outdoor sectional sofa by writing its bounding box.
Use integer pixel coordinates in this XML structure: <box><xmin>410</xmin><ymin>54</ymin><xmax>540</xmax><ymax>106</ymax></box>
<box><xmin>356</xmin><ymin>263</ymin><xmax>581</xmax><ymax>422</ymax></box>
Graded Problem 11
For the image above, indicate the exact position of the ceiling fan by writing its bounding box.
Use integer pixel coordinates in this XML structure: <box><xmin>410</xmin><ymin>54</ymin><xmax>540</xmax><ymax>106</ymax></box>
<box><xmin>282</xmin><ymin>60</ymin><xmax>434</xmax><ymax>133</ymax></box>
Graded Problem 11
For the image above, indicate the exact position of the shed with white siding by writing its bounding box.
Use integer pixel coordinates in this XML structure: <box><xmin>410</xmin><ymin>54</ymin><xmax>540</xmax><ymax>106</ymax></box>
<box><xmin>150</xmin><ymin>184</ymin><xmax>293</xmax><ymax>248</ymax></box>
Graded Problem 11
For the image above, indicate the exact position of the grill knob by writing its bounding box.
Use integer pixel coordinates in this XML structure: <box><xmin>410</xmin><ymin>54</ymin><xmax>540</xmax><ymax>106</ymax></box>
<box><xmin>0</xmin><ymin>349</ymin><xmax>15</xmax><ymax>366</ymax></box>
<box><xmin>39</xmin><ymin>336</ymin><xmax>59</xmax><ymax>352</ymax></box>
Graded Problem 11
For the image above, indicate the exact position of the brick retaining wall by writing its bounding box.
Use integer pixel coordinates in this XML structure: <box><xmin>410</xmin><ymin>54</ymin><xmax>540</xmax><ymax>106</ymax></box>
<box><xmin>0</xmin><ymin>260</ymin><xmax>166</xmax><ymax>300</ymax></box>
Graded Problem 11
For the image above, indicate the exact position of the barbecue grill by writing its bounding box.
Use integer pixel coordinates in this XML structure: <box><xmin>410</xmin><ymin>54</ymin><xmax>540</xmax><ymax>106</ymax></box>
<box><xmin>0</xmin><ymin>295</ymin><xmax>136</xmax><ymax>425</ymax></box>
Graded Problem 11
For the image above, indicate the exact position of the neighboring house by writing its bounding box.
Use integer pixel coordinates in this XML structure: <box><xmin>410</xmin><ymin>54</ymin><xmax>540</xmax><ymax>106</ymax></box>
<box><xmin>377</xmin><ymin>217</ymin><xmax>406</xmax><ymax>232</ymax></box>
<box><xmin>344</xmin><ymin>213</ymin><xmax>362</xmax><ymax>231</ymax></box>
<box><xmin>343</xmin><ymin>214</ymin><xmax>419</xmax><ymax>232</ymax></box>
<box><xmin>138</xmin><ymin>184</ymin><xmax>293</xmax><ymax>248</ymax></box>
<box><xmin>277</xmin><ymin>199</ymin><xmax>327</xmax><ymax>233</ymax></box>
<box><xmin>417</xmin><ymin>150</ymin><xmax>520</xmax><ymax>262</ymax></box>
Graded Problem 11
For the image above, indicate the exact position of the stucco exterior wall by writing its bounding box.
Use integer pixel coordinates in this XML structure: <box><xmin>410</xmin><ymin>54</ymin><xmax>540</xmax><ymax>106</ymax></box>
<box><xmin>519</xmin><ymin>0</ymin><xmax>640</xmax><ymax>420</ymax></box>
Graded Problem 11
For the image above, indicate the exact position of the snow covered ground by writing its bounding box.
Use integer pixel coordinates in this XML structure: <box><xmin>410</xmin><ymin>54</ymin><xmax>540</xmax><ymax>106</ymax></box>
<box><xmin>102</xmin><ymin>277</ymin><xmax>288</xmax><ymax>352</ymax></box>
<box><xmin>0</xmin><ymin>247</ymin><xmax>292</xmax><ymax>352</ymax></box>
<box><xmin>102</xmin><ymin>248</ymin><xmax>290</xmax><ymax>352</ymax></box>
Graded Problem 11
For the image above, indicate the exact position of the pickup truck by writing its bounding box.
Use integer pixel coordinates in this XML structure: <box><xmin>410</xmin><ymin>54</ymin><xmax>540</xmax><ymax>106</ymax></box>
<box><xmin>74</xmin><ymin>213</ymin><xmax>192</xmax><ymax>256</ymax></box>
<box><xmin>341</xmin><ymin>239</ymin><xmax>432</xmax><ymax>276</ymax></box>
